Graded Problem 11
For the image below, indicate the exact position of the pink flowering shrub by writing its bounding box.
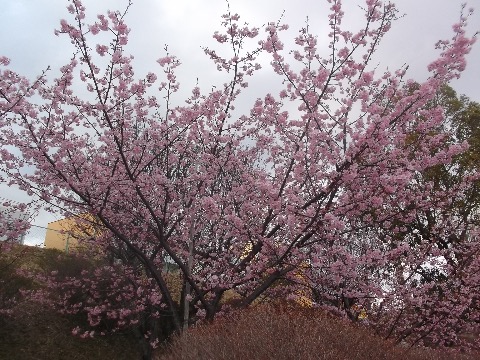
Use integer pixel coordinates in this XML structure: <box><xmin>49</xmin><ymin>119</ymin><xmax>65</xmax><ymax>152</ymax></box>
<box><xmin>26</xmin><ymin>243</ymin><xmax>175</xmax><ymax>357</ymax></box>
<box><xmin>0</xmin><ymin>243</ymin><xmax>34</xmax><ymax>315</ymax></box>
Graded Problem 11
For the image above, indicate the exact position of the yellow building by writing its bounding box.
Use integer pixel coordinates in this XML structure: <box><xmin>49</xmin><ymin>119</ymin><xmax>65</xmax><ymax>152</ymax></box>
<box><xmin>43</xmin><ymin>214</ymin><xmax>98</xmax><ymax>252</ymax></box>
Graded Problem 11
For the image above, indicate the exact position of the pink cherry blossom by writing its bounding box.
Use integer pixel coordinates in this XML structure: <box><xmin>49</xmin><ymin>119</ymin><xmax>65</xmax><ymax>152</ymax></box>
<box><xmin>1</xmin><ymin>0</ymin><xmax>478</xmax><ymax>358</ymax></box>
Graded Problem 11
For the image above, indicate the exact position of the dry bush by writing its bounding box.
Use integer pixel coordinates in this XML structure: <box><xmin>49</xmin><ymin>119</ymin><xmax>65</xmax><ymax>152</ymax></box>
<box><xmin>158</xmin><ymin>302</ymin><xmax>477</xmax><ymax>360</ymax></box>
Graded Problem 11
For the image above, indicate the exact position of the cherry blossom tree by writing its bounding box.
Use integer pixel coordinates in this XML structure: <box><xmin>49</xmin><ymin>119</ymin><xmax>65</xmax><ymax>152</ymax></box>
<box><xmin>366</xmin><ymin>85</ymin><xmax>480</xmax><ymax>348</ymax></box>
<box><xmin>0</xmin><ymin>0</ymin><xmax>478</xmax><ymax>356</ymax></box>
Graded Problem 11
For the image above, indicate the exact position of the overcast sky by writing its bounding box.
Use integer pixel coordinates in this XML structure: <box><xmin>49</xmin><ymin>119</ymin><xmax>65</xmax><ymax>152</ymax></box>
<box><xmin>1</xmin><ymin>0</ymin><xmax>479</xmax><ymax>246</ymax></box>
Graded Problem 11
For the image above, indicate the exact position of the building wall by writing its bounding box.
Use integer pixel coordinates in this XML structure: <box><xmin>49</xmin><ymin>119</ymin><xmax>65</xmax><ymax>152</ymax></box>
<box><xmin>0</xmin><ymin>199</ymin><xmax>30</xmax><ymax>244</ymax></box>
<box><xmin>43</xmin><ymin>214</ymin><xmax>98</xmax><ymax>252</ymax></box>
<box><xmin>43</xmin><ymin>218</ymin><xmax>79</xmax><ymax>252</ymax></box>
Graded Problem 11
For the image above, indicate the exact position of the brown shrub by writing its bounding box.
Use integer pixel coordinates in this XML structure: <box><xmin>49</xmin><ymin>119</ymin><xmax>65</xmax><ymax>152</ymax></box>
<box><xmin>158</xmin><ymin>302</ymin><xmax>477</xmax><ymax>360</ymax></box>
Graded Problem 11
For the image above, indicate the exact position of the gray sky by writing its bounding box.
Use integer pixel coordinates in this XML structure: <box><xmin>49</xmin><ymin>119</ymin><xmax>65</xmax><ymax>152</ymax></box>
<box><xmin>1</xmin><ymin>0</ymin><xmax>479</xmax><ymax>246</ymax></box>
